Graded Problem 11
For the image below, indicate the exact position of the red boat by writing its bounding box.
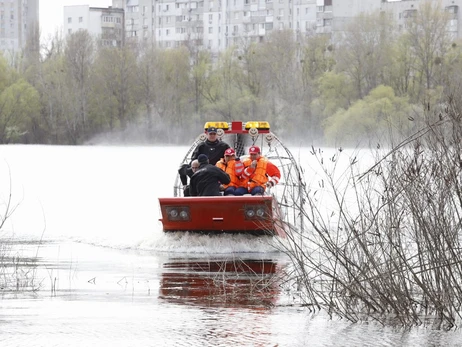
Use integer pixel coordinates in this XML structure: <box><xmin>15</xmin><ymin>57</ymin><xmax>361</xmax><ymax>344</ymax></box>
<box><xmin>158</xmin><ymin>121</ymin><xmax>305</xmax><ymax>237</ymax></box>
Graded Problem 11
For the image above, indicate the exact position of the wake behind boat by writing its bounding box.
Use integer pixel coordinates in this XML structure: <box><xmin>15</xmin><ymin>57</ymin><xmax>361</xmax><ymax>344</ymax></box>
<box><xmin>158</xmin><ymin>121</ymin><xmax>305</xmax><ymax>237</ymax></box>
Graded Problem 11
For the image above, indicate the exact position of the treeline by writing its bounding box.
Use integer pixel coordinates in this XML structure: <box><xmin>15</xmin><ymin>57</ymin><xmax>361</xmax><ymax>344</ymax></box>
<box><xmin>2</xmin><ymin>2</ymin><xmax>461</xmax><ymax>146</ymax></box>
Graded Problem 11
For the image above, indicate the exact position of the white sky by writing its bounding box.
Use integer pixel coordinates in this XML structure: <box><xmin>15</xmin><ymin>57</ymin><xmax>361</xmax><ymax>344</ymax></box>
<box><xmin>40</xmin><ymin>0</ymin><xmax>112</xmax><ymax>39</ymax></box>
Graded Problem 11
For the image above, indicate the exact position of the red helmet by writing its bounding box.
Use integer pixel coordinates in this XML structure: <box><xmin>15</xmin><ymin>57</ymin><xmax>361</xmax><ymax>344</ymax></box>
<box><xmin>249</xmin><ymin>146</ymin><xmax>260</xmax><ymax>154</ymax></box>
<box><xmin>224</xmin><ymin>148</ymin><xmax>236</xmax><ymax>156</ymax></box>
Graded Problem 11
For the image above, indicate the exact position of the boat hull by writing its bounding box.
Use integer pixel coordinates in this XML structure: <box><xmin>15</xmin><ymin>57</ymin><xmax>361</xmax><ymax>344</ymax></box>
<box><xmin>159</xmin><ymin>196</ymin><xmax>285</xmax><ymax>237</ymax></box>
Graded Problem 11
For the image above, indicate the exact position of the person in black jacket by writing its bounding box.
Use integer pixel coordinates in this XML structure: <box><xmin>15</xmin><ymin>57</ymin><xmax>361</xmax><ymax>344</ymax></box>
<box><xmin>190</xmin><ymin>154</ymin><xmax>231</xmax><ymax>196</ymax></box>
<box><xmin>178</xmin><ymin>126</ymin><xmax>230</xmax><ymax>188</ymax></box>
<box><xmin>191</xmin><ymin>127</ymin><xmax>230</xmax><ymax>165</ymax></box>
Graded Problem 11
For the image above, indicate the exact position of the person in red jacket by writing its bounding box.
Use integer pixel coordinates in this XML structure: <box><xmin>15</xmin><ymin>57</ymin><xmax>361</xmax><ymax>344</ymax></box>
<box><xmin>215</xmin><ymin>148</ymin><xmax>247</xmax><ymax>196</ymax></box>
<box><xmin>242</xmin><ymin>146</ymin><xmax>281</xmax><ymax>195</ymax></box>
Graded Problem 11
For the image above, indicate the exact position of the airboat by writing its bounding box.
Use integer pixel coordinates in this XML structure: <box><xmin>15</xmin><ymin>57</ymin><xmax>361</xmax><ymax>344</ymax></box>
<box><xmin>158</xmin><ymin>121</ymin><xmax>306</xmax><ymax>237</ymax></box>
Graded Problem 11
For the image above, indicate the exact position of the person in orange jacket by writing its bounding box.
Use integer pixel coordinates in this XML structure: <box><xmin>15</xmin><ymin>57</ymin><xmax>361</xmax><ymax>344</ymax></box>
<box><xmin>242</xmin><ymin>145</ymin><xmax>281</xmax><ymax>195</ymax></box>
<box><xmin>216</xmin><ymin>148</ymin><xmax>248</xmax><ymax>196</ymax></box>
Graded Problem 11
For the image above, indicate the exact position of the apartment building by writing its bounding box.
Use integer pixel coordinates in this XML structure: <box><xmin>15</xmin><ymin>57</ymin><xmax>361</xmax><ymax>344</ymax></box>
<box><xmin>315</xmin><ymin>0</ymin><xmax>461</xmax><ymax>38</ymax></box>
<box><xmin>380</xmin><ymin>0</ymin><xmax>461</xmax><ymax>40</ymax></box>
<box><xmin>88</xmin><ymin>0</ymin><xmax>317</xmax><ymax>52</ymax></box>
<box><xmin>0</xmin><ymin>0</ymin><xmax>39</xmax><ymax>53</ymax></box>
<box><xmin>63</xmin><ymin>5</ymin><xmax>124</xmax><ymax>47</ymax></box>
<box><xmin>64</xmin><ymin>0</ymin><xmax>462</xmax><ymax>51</ymax></box>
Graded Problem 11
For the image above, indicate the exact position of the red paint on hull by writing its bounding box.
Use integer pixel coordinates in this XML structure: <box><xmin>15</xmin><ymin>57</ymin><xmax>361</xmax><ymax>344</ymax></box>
<box><xmin>159</xmin><ymin>196</ymin><xmax>286</xmax><ymax>237</ymax></box>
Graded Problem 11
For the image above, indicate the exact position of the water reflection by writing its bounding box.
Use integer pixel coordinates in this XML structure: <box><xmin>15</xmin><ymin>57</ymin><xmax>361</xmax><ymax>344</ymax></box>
<box><xmin>159</xmin><ymin>258</ymin><xmax>283</xmax><ymax>309</ymax></box>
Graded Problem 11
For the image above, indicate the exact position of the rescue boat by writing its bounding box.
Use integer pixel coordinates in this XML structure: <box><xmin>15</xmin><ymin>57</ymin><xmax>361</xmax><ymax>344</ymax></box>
<box><xmin>158</xmin><ymin>121</ymin><xmax>306</xmax><ymax>237</ymax></box>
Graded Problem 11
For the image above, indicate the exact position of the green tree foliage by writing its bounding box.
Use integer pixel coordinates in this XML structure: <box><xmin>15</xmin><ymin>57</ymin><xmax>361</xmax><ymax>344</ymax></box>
<box><xmin>155</xmin><ymin>47</ymin><xmax>191</xmax><ymax>128</ymax></box>
<box><xmin>4</xmin><ymin>6</ymin><xmax>461</xmax><ymax>146</ymax></box>
<box><xmin>323</xmin><ymin>85</ymin><xmax>411</xmax><ymax>146</ymax></box>
<box><xmin>0</xmin><ymin>79</ymin><xmax>40</xmax><ymax>143</ymax></box>
<box><xmin>89</xmin><ymin>44</ymin><xmax>140</xmax><ymax>139</ymax></box>
<box><xmin>314</xmin><ymin>71</ymin><xmax>355</xmax><ymax>118</ymax></box>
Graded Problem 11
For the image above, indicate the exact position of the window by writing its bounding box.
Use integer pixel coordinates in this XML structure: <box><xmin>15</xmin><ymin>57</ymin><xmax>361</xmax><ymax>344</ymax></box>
<box><xmin>166</xmin><ymin>29</ymin><xmax>170</xmax><ymax>35</ymax></box>
<box><xmin>208</xmin><ymin>27</ymin><xmax>212</xmax><ymax>33</ymax></box>
<box><xmin>68</xmin><ymin>28</ymin><xmax>72</xmax><ymax>34</ymax></box>
<box><xmin>68</xmin><ymin>17</ymin><xmax>72</xmax><ymax>23</ymax></box>
<box><xmin>79</xmin><ymin>16</ymin><xmax>83</xmax><ymax>23</ymax></box>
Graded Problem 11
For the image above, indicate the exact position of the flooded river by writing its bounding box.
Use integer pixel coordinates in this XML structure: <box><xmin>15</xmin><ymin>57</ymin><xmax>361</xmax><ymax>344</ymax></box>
<box><xmin>0</xmin><ymin>145</ymin><xmax>461</xmax><ymax>346</ymax></box>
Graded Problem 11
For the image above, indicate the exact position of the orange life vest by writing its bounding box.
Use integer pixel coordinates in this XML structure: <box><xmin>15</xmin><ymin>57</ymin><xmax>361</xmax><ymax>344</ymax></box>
<box><xmin>243</xmin><ymin>157</ymin><xmax>268</xmax><ymax>191</ymax></box>
<box><xmin>216</xmin><ymin>158</ymin><xmax>245</xmax><ymax>188</ymax></box>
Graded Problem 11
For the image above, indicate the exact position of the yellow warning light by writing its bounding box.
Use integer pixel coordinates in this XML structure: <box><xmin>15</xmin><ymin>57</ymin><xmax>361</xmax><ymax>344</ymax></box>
<box><xmin>203</xmin><ymin>121</ymin><xmax>229</xmax><ymax>131</ymax></box>
<box><xmin>244</xmin><ymin>121</ymin><xmax>270</xmax><ymax>130</ymax></box>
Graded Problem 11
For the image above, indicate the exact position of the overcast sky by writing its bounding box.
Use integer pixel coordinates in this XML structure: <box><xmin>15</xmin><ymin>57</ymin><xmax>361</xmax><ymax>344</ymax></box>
<box><xmin>40</xmin><ymin>0</ymin><xmax>112</xmax><ymax>39</ymax></box>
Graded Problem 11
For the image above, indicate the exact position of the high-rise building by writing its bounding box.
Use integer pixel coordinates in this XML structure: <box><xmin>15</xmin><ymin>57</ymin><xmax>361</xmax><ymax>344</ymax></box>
<box><xmin>316</xmin><ymin>0</ymin><xmax>461</xmax><ymax>39</ymax></box>
<box><xmin>0</xmin><ymin>0</ymin><xmax>39</xmax><ymax>54</ymax></box>
<box><xmin>64</xmin><ymin>5</ymin><xmax>124</xmax><ymax>47</ymax></box>
<box><xmin>116</xmin><ymin>0</ymin><xmax>318</xmax><ymax>51</ymax></box>
<box><xmin>62</xmin><ymin>0</ymin><xmax>462</xmax><ymax>51</ymax></box>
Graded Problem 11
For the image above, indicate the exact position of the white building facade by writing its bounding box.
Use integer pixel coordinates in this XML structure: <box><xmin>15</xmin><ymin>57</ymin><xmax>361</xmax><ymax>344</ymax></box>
<box><xmin>108</xmin><ymin>0</ymin><xmax>317</xmax><ymax>52</ymax></box>
<box><xmin>64</xmin><ymin>5</ymin><xmax>124</xmax><ymax>47</ymax></box>
<box><xmin>315</xmin><ymin>0</ymin><xmax>461</xmax><ymax>38</ymax></box>
<box><xmin>63</xmin><ymin>0</ymin><xmax>462</xmax><ymax>51</ymax></box>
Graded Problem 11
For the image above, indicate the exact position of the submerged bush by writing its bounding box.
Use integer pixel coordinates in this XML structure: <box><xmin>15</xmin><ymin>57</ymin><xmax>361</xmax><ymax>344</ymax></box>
<box><xmin>278</xmin><ymin>101</ymin><xmax>462</xmax><ymax>330</ymax></box>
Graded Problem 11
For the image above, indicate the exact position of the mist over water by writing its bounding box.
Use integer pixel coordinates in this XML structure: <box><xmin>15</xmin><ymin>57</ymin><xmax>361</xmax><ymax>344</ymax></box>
<box><xmin>0</xmin><ymin>145</ymin><xmax>285</xmax><ymax>253</ymax></box>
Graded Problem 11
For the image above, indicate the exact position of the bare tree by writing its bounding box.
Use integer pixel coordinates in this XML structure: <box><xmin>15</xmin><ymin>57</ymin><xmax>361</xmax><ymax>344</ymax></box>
<box><xmin>405</xmin><ymin>1</ymin><xmax>451</xmax><ymax>93</ymax></box>
<box><xmin>65</xmin><ymin>30</ymin><xmax>94</xmax><ymax>141</ymax></box>
<box><xmin>336</xmin><ymin>11</ymin><xmax>395</xmax><ymax>99</ymax></box>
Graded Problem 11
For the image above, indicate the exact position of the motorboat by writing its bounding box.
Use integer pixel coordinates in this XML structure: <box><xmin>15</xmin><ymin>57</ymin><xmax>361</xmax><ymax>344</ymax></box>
<box><xmin>158</xmin><ymin>121</ymin><xmax>306</xmax><ymax>237</ymax></box>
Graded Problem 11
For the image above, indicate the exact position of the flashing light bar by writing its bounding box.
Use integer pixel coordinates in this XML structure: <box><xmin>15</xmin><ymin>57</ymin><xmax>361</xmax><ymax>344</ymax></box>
<box><xmin>245</xmin><ymin>121</ymin><xmax>270</xmax><ymax>130</ymax></box>
<box><xmin>204</xmin><ymin>121</ymin><xmax>229</xmax><ymax>131</ymax></box>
